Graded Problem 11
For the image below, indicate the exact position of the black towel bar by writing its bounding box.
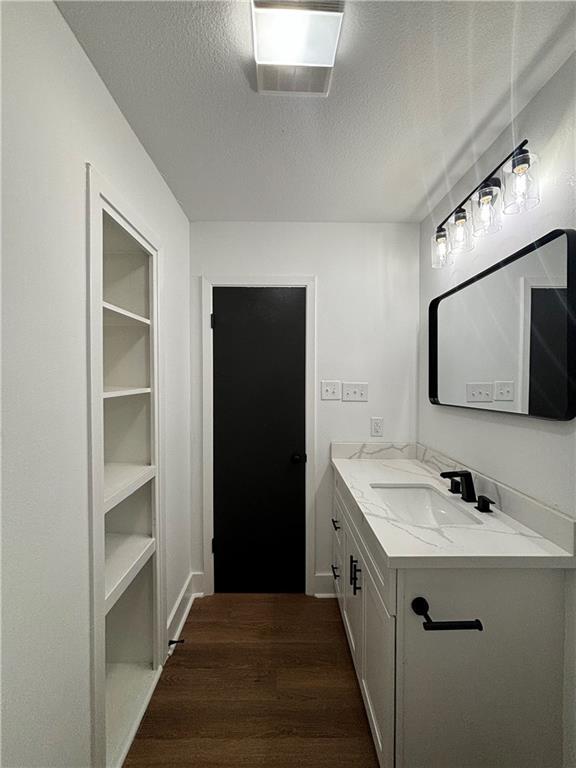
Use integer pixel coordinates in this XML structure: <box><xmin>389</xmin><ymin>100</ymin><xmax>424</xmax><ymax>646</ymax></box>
<box><xmin>411</xmin><ymin>597</ymin><xmax>483</xmax><ymax>632</ymax></box>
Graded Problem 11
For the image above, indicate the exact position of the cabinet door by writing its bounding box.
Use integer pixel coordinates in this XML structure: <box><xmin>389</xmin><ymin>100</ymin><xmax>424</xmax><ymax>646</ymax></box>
<box><xmin>398</xmin><ymin>568</ymin><xmax>564</xmax><ymax>768</ymax></box>
<box><xmin>332</xmin><ymin>494</ymin><xmax>344</xmax><ymax>551</ymax></box>
<box><xmin>331</xmin><ymin>522</ymin><xmax>344</xmax><ymax>608</ymax></box>
<box><xmin>361</xmin><ymin>568</ymin><xmax>395</xmax><ymax>768</ymax></box>
<box><xmin>342</xmin><ymin>519</ymin><xmax>364</xmax><ymax>673</ymax></box>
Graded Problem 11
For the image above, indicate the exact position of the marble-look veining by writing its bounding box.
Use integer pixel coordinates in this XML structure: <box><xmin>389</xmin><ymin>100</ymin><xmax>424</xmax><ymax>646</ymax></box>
<box><xmin>416</xmin><ymin>443</ymin><xmax>575</xmax><ymax>552</ymax></box>
<box><xmin>332</xmin><ymin>457</ymin><xmax>575</xmax><ymax>568</ymax></box>
<box><xmin>331</xmin><ymin>441</ymin><xmax>417</xmax><ymax>460</ymax></box>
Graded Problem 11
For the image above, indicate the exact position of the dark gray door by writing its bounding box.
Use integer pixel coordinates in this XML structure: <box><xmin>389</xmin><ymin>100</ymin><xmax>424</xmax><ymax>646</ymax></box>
<box><xmin>212</xmin><ymin>287</ymin><xmax>306</xmax><ymax>592</ymax></box>
<box><xmin>529</xmin><ymin>287</ymin><xmax>568</xmax><ymax>418</ymax></box>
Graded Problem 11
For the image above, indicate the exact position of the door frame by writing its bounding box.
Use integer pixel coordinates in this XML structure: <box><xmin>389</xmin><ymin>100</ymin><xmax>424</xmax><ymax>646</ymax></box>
<box><xmin>518</xmin><ymin>275</ymin><xmax>565</xmax><ymax>412</ymax></box>
<box><xmin>201</xmin><ymin>275</ymin><xmax>317</xmax><ymax>596</ymax></box>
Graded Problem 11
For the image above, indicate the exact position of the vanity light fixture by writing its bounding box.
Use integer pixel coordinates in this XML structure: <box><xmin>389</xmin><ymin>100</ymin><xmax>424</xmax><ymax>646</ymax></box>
<box><xmin>502</xmin><ymin>144</ymin><xmax>540</xmax><ymax>215</ymax></box>
<box><xmin>431</xmin><ymin>139</ymin><xmax>538</xmax><ymax>268</ymax></box>
<box><xmin>472</xmin><ymin>177</ymin><xmax>503</xmax><ymax>237</ymax></box>
<box><xmin>448</xmin><ymin>205</ymin><xmax>474</xmax><ymax>254</ymax></box>
<box><xmin>251</xmin><ymin>1</ymin><xmax>344</xmax><ymax>96</ymax></box>
<box><xmin>432</xmin><ymin>225</ymin><xmax>450</xmax><ymax>269</ymax></box>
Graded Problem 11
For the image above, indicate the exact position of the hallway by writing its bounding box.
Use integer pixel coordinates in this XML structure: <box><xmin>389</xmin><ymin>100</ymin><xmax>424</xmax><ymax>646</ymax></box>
<box><xmin>125</xmin><ymin>594</ymin><xmax>379</xmax><ymax>767</ymax></box>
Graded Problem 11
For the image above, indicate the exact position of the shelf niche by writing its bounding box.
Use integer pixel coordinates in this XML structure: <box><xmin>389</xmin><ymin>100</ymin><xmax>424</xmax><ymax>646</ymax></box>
<box><xmin>105</xmin><ymin>482</ymin><xmax>155</xmax><ymax>612</ymax></box>
<box><xmin>103</xmin><ymin>212</ymin><xmax>150</xmax><ymax>319</ymax></box>
<box><xmin>105</xmin><ymin>560</ymin><xmax>156</xmax><ymax>767</ymax></box>
<box><xmin>104</xmin><ymin>394</ymin><xmax>151</xmax><ymax>467</ymax></box>
<box><xmin>103</xmin><ymin>319</ymin><xmax>150</xmax><ymax>391</ymax></box>
<box><xmin>92</xmin><ymin>175</ymin><xmax>160</xmax><ymax>768</ymax></box>
<box><xmin>105</xmin><ymin>481</ymin><xmax>153</xmax><ymax>531</ymax></box>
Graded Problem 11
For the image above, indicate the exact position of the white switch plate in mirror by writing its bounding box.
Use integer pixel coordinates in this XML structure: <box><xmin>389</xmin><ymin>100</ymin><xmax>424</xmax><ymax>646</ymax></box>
<box><xmin>321</xmin><ymin>380</ymin><xmax>341</xmax><ymax>400</ymax></box>
<box><xmin>343</xmin><ymin>382</ymin><xmax>368</xmax><ymax>401</ymax></box>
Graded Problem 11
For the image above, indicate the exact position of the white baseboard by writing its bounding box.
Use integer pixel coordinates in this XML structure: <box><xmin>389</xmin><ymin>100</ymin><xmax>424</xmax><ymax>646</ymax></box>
<box><xmin>166</xmin><ymin>571</ymin><xmax>204</xmax><ymax>652</ymax></box>
<box><xmin>313</xmin><ymin>571</ymin><xmax>337</xmax><ymax>597</ymax></box>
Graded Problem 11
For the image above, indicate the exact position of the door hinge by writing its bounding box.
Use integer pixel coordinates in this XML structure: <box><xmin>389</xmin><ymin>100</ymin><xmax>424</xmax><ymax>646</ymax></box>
<box><xmin>211</xmin><ymin>537</ymin><xmax>215</xmax><ymax>554</ymax></box>
<box><xmin>210</xmin><ymin>313</ymin><xmax>215</xmax><ymax>329</ymax></box>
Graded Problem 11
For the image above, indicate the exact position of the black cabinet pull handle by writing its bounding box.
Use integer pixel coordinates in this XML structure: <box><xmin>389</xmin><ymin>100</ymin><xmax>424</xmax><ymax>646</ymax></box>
<box><xmin>352</xmin><ymin>563</ymin><xmax>362</xmax><ymax>595</ymax></box>
<box><xmin>331</xmin><ymin>518</ymin><xmax>341</xmax><ymax>531</ymax></box>
<box><xmin>331</xmin><ymin>564</ymin><xmax>340</xmax><ymax>580</ymax></box>
<box><xmin>411</xmin><ymin>597</ymin><xmax>483</xmax><ymax>632</ymax></box>
<box><xmin>349</xmin><ymin>556</ymin><xmax>358</xmax><ymax>586</ymax></box>
<box><xmin>291</xmin><ymin>452</ymin><xmax>307</xmax><ymax>464</ymax></box>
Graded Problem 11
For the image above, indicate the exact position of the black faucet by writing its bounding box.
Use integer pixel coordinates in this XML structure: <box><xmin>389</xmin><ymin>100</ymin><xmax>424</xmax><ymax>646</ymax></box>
<box><xmin>440</xmin><ymin>470</ymin><xmax>477</xmax><ymax>503</ymax></box>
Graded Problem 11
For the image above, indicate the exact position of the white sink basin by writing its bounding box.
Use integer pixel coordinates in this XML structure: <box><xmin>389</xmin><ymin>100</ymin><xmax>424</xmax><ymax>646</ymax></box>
<box><xmin>369</xmin><ymin>484</ymin><xmax>482</xmax><ymax>527</ymax></box>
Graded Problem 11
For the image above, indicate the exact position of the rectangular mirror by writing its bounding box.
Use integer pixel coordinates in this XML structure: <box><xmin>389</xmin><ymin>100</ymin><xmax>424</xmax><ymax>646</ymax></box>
<box><xmin>429</xmin><ymin>229</ymin><xmax>576</xmax><ymax>420</ymax></box>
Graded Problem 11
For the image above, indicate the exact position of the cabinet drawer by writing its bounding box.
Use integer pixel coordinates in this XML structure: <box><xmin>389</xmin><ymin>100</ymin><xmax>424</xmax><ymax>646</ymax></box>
<box><xmin>331</xmin><ymin>524</ymin><xmax>344</xmax><ymax>608</ymax></box>
<box><xmin>334</xmin><ymin>479</ymin><xmax>396</xmax><ymax>616</ymax></box>
<box><xmin>331</xmin><ymin>493</ymin><xmax>345</xmax><ymax>549</ymax></box>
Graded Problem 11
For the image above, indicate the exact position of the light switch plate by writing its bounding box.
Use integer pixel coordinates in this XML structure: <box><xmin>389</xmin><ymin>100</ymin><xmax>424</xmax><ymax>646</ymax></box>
<box><xmin>466</xmin><ymin>382</ymin><xmax>493</xmax><ymax>403</ymax></box>
<box><xmin>494</xmin><ymin>381</ymin><xmax>515</xmax><ymax>401</ymax></box>
<box><xmin>342</xmin><ymin>382</ymin><xmax>368</xmax><ymax>402</ymax></box>
<box><xmin>370</xmin><ymin>417</ymin><xmax>384</xmax><ymax>437</ymax></box>
<box><xmin>321</xmin><ymin>380</ymin><xmax>341</xmax><ymax>400</ymax></box>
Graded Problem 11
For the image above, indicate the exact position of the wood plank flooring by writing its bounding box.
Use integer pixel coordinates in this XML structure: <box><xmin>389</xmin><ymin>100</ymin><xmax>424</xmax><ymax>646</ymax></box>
<box><xmin>125</xmin><ymin>594</ymin><xmax>379</xmax><ymax>767</ymax></box>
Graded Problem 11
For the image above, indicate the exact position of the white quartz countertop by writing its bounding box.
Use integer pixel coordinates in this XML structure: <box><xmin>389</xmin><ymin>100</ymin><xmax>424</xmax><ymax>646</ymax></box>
<box><xmin>332</xmin><ymin>458</ymin><xmax>576</xmax><ymax>568</ymax></box>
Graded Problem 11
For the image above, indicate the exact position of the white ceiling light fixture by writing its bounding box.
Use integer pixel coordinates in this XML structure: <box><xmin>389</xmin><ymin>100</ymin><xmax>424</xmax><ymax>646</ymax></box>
<box><xmin>252</xmin><ymin>1</ymin><xmax>344</xmax><ymax>96</ymax></box>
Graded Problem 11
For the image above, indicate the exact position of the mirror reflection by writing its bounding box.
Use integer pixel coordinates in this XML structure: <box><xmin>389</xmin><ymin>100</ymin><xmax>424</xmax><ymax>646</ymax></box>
<box><xmin>432</xmin><ymin>230</ymin><xmax>575</xmax><ymax>420</ymax></box>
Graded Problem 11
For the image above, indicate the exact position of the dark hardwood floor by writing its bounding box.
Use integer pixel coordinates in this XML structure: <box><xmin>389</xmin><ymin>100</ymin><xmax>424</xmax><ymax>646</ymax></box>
<box><xmin>125</xmin><ymin>594</ymin><xmax>379</xmax><ymax>767</ymax></box>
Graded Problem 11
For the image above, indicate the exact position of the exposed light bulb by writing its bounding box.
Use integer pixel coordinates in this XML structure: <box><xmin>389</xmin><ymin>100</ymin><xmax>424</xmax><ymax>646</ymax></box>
<box><xmin>454</xmin><ymin>222</ymin><xmax>465</xmax><ymax>244</ymax></box>
<box><xmin>511</xmin><ymin>168</ymin><xmax>528</xmax><ymax>202</ymax></box>
<box><xmin>449</xmin><ymin>206</ymin><xmax>473</xmax><ymax>254</ymax></box>
<box><xmin>432</xmin><ymin>226</ymin><xmax>449</xmax><ymax>268</ymax></box>
<box><xmin>473</xmin><ymin>178</ymin><xmax>502</xmax><ymax>236</ymax></box>
<box><xmin>479</xmin><ymin>197</ymin><xmax>492</xmax><ymax>225</ymax></box>
<box><xmin>503</xmin><ymin>146</ymin><xmax>540</xmax><ymax>215</ymax></box>
<box><xmin>437</xmin><ymin>234</ymin><xmax>447</xmax><ymax>258</ymax></box>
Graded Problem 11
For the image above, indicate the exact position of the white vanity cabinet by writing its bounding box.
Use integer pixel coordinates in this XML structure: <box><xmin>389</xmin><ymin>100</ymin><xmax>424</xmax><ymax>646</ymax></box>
<box><xmin>342</xmin><ymin>517</ymin><xmax>364</xmax><ymax>671</ymax></box>
<box><xmin>360</xmin><ymin>564</ymin><xmax>396</xmax><ymax>767</ymax></box>
<box><xmin>332</xmin><ymin>472</ymin><xmax>565</xmax><ymax>768</ymax></box>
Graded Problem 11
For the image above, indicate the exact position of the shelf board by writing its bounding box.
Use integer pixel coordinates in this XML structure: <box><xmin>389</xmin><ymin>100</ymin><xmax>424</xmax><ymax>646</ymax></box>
<box><xmin>103</xmin><ymin>301</ymin><xmax>150</xmax><ymax>326</ymax></box>
<box><xmin>103</xmin><ymin>386</ymin><xmax>151</xmax><ymax>399</ymax></box>
<box><xmin>106</xmin><ymin>662</ymin><xmax>160</xmax><ymax>768</ymax></box>
<box><xmin>105</xmin><ymin>533</ymin><xmax>156</xmax><ymax>613</ymax></box>
<box><xmin>104</xmin><ymin>463</ymin><xmax>156</xmax><ymax>514</ymax></box>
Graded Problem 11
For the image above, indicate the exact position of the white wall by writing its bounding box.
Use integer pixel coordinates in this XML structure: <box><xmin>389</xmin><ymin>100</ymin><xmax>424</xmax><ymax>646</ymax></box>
<box><xmin>190</xmin><ymin>222</ymin><xmax>420</xmax><ymax>588</ymax></box>
<box><xmin>419</xmin><ymin>53</ymin><xmax>576</xmax><ymax>514</ymax></box>
<box><xmin>2</xmin><ymin>3</ymin><xmax>193</xmax><ymax>765</ymax></box>
<box><xmin>418</xmin><ymin>52</ymin><xmax>576</xmax><ymax>765</ymax></box>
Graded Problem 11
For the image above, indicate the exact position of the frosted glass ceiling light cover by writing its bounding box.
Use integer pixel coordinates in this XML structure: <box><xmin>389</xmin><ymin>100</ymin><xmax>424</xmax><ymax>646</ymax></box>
<box><xmin>252</xmin><ymin>6</ymin><xmax>343</xmax><ymax>67</ymax></box>
<box><xmin>472</xmin><ymin>177</ymin><xmax>503</xmax><ymax>237</ymax></box>
<box><xmin>503</xmin><ymin>149</ymin><xmax>540</xmax><ymax>215</ymax></box>
<box><xmin>448</xmin><ymin>205</ymin><xmax>474</xmax><ymax>254</ymax></box>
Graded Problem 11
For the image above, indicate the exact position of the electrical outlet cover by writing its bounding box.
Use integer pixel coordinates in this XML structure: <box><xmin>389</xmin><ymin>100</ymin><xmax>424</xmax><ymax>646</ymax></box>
<box><xmin>342</xmin><ymin>382</ymin><xmax>368</xmax><ymax>402</ymax></box>
<box><xmin>320</xmin><ymin>380</ymin><xmax>341</xmax><ymax>400</ymax></box>
<box><xmin>494</xmin><ymin>381</ymin><xmax>515</xmax><ymax>401</ymax></box>
<box><xmin>370</xmin><ymin>416</ymin><xmax>384</xmax><ymax>437</ymax></box>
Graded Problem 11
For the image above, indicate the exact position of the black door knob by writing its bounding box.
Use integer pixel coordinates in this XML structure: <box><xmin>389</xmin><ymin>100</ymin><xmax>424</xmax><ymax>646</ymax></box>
<box><xmin>291</xmin><ymin>452</ymin><xmax>307</xmax><ymax>464</ymax></box>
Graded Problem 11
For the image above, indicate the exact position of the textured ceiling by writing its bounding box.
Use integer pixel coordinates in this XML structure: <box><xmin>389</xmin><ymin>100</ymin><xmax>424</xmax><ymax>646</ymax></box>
<box><xmin>58</xmin><ymin>1</ymin><xmax>576</xmax><ymax>222</ymax></box>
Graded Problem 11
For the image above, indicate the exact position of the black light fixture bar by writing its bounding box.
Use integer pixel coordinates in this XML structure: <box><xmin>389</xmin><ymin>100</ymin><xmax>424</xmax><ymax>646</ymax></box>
<box><xmin>437</xmin><ymin>138</ymin><xmax>529</xmax><ymax>229</ymax></box>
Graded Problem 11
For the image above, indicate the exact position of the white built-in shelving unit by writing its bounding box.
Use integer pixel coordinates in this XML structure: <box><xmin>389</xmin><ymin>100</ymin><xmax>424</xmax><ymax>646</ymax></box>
<box><xmin>88</xmin><ymin>167</ymin><xmax>163</xmax><ymax>768</ymax></box>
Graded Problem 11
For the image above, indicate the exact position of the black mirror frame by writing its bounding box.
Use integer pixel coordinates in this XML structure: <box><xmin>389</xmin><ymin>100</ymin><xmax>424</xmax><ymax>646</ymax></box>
<box><xmin>429</xmin><ymin>228</ymin><xmax>576</xmax><ymax>421</ymax></box>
